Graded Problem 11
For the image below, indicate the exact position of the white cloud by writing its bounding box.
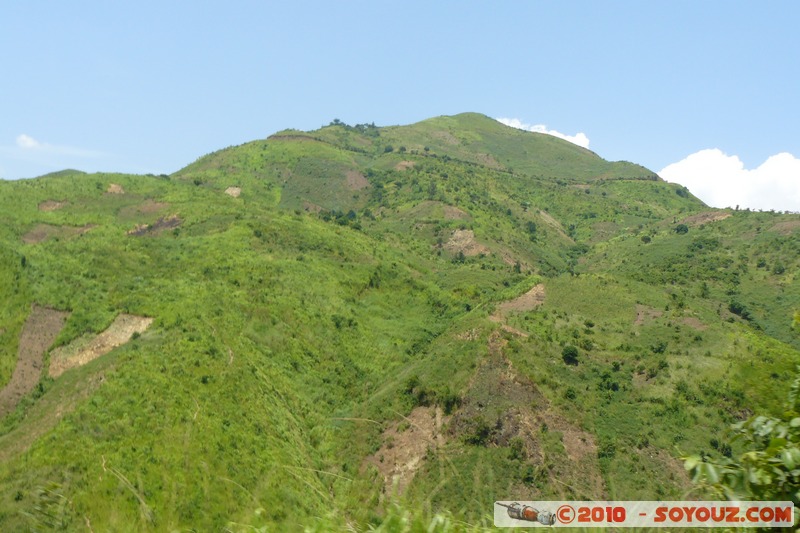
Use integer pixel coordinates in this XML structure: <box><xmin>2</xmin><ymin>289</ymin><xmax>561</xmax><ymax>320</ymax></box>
<box><xmin>659</xmin><ymin>149</ymin><xmax>800</xmax><ymax>212</ymax></box>
<box><xmin>496</xmin><ymin>117</ymin><xmax>590</xmax><ymax>149</ymax></box>
<box><xmin>16</xmin><ymin>134</ymin><xmax>42</xmax><ymax>149</ymax></box>
<box><xmin>10</xmin><ymin>134</ymin><xmax>104</xmax><ymax>158</ymax></box>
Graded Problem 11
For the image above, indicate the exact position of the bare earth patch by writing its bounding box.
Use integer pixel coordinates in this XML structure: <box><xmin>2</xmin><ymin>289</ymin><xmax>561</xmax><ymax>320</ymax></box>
<box><xmin>22</xmin><ymin>224</ymin><xmax>94</xmax><ymax>244</ymax></box>
<box><xmin>127</xmin><ymin>214</ymin><xmax>182</xmax><ymax>236</ymax></box>
<box><xmin>0</xmin><ymin>305</ymin><xmax>69</xmax><ymax>417</ymax></box>
<box><xmin>451</xmin><ymin>333</ymin><xmax>606</xmax><ymax>499</ymax></box>
<box><xmin>492</xmin><ymin>284</ymin><xmax>546</xmax><ymax>321</ymax></box>
<box><xmin>302</xmin><ymin>201</ymin><xmax>323</xmax><ymax>213</ymax></box>
<box><xmin>139</xmin><ymin>199</ymin><xmax>170</xmax><ymax>213</ymax></box>
<box><xmin>537</xmin><ymin>210</ymin><xmax>572</xmax><ymax>241</ymax></box>
<box><xmin>224</xmin><ymin>186</ymin><xmax>241</xmax><ymax>198</ymax></box>
<box><xmin>345</xmin><ymin>170</ymin><xmax>370</xmax><ymax>190</ymax></box>
<box><xmin>49</xmin><ymin>314</ymin><xmax>153</xmax><ymax>378</ymax></box>
<box><xmin>681</xmin><ymin>211</ymin><xmax>731</xmax><ymax>226</ymax></box>
<box><xmin>364</xmin><ymin>406</ymin><xmax>448</xmax><ymax>496</ymax></box>
<box><xmin>769</xmin><ymin>219</ymin><xmax>800</xmax><ymax>235</ymax></box>
<box><xmin>474</xmin><ymin>152</ymin><xmax>502</xmax><ymax>169</ymax></box>
<box><xmin>682</xmin><ymin>317</ymin><xmax>707</xmax><ymax>330</ymax></box>
<box><xmin>431</xmin><ymin>130</ymin><xmax>459</xmax><ymax>145</ymax></box>
<box><xmin>394</xmin><ymin>161</ymin><xmax>415</xmax><ymax>171</ymax></box>
<box><xmin>107</xmin><ymin>183</ymin><xmax>125</xmax><ymax>194</ymax></box>
<box><xmin>444</xmin><ymin>229</ymin><xmax>489</xmax><ymax>257</ymax></box>
<box><xmin>634</xmin><ymin>304</ymin><xmax>663</xmax><ymax>326</ymax></box>
<box><xmin>443</xmin><ymin>205</ymin><xmax>469</xmax><ymax>220</ymax></box>
<box><xmin>38</xmin><ymin>200</ymin><xmax>68</xmax><ymax>212</ymax></box>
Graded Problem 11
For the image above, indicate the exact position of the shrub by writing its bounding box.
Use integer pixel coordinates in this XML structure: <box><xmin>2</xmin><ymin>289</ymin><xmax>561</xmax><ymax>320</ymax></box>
<box><xmin>562</xmin><ymin>345</ymin><xmax>579</xmax><ymax>365</ymax></box>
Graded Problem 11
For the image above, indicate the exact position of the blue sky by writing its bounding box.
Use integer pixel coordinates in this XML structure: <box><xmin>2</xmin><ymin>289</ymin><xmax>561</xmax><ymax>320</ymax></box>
<box><xmin>2</xmin><ymin>1</ymin><xmax>798</xmax><ymax>210</ymax></box>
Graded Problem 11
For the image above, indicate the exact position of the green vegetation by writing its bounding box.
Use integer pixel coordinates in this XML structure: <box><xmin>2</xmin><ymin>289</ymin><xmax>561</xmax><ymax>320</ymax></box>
<box><xmin>0</xmin><ymin>113</ymin><xmax>797</xmax><ymax>530</ymax></box>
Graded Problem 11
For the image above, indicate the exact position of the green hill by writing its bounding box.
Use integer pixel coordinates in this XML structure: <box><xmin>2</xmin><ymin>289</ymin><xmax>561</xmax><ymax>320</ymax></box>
<box><xmin>0</xmin><ymin>113</ymin><xmax>797</xmax><ymax>530</ymax></box>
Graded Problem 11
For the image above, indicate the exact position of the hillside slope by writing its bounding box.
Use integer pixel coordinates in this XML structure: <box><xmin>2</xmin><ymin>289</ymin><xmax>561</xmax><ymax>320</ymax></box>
<box><xmin>0</xmin><ymin>114</ymin><xmax>797</xmax><ymax>530</ymax></box>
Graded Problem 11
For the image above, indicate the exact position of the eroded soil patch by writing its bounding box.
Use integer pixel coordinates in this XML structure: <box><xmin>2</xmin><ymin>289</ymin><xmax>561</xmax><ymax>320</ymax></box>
<box><xmin>38</xmin><ymin>200</ymin><xmax>68</xmax><ymax>212</ymax></box>
<box><xmin>127</xmin><ymin>215</ymin><xmax>182</xmax><ymax>236</ymax></box>
<box><xmin>22</xmin><ymin>224</ymin><xmax>94</xmax><ymax>244</ymax></box>
<box><xmin>634</xmin><ymin>304</ymin><xmax>663</xmax><ymax>326</ymax></box>
<box><xmin>345</xmin><ymin>170</ymin><xmax>370</xmax><ymax>190</ymax></box>
<box><xmin>681</xmin><ymin>211</ymin><xmax>731</xmax><ymax>226</ymax></box>
<box><xmin>444</xmin><ymin>229</ymin><xmax>489</xmax><ymax>257</ymax></box>
<box><xmin>302</xmin><ymin>201</ymin><xmax>323</xmax><ymax>213</ymax></box>
<box><xmin>364</xmin><ymin>406</ymin><xmax>448</xmax><ymax>495</ymax></box>
<box><xmin>451</xmin><ymin>332</ymin><xmax>606</xmax><ymax>499</ymax></box>
<box><xmin>682</xmin><ymin>317</ymin><xmax>707</xmax><ymax>330</ymax></box>
<box><xmin>0</xmin><ymin>306</ymin><xmax>69</xmax><ymax>417</ymax></box>
<box><xmin>770</xmin><ymin>219</ymin><xmax>800</xmax><ymax>235</ymax></box>
<box><xmin>537</xmin><ymin>210</ymin><xmax>572</xmax><ymax>241</ymax></box>
<box><xmin>119</xmin><ymin>200</ymin><xmax>170</xmax><ymax>218</ymax></box>
<box><xmin>492</xmin><ymin>284</ymin><xmax>545</xmax><ymax>321</ymax></box>
<box><xmin>443</xmin><ymin>205</ymin><xmax>469</xmax><ymax>220</ymax></box>
<box><xmin>224</xmin><ymin>187</ymin><xmax>241</xmax><ymax>198</ymax></box>
<box><xmin>49</xmin><ymin>314</ymin><xmax>153</xmax><ymax>378</ymax></box>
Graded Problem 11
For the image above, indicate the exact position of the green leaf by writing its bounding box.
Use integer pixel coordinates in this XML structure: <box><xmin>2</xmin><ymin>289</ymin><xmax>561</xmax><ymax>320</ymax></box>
<box><xmin>703</xmin><ymin>463</ymin><xmax>720</xmax><ymax>484</ymax></box>
<box><xmin>767</xmin><ymin>437</ymin><xmax>788</xmax><ymax>454</ymax></box>
<box><xmin>790</xmin><ymin>417</ymin><xmax>800</xmax><ymax>427</ymax></box>
<box><xmin>783</xmin><ymin>449</ymin><xmax>797</xmax><ymax>470</ymax></box>
<box><xmin>684</xmin><ymin>455</ymin><xmax>701</xmax><ymax>471</ymax></box>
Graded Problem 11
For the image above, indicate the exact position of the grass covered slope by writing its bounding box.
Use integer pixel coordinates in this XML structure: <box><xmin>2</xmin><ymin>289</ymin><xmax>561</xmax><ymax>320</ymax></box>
<box><xmin>0</xmin><ymin>114</ymin><xmax>797</xmax><ymax>530</ymax></box>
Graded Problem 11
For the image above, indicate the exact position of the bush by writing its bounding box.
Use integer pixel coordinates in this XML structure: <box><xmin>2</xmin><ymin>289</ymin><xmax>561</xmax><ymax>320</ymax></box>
<box><xmin>562</xmin><ymin>345</ymin><xmax>579</xmax><ymax>365</ymax></box>
<box><xmin>728</xmin><ymin>300</ymin><xmax>752</xmax><ymax>321</ymax></box>
<box><xmin>675</xmin><ymin>224</ymin><xmax>689</xmax><ymax>234</ymax></box>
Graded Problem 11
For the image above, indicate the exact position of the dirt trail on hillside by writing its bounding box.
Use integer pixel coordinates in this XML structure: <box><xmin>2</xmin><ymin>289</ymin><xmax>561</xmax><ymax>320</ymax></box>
<box><xmin>0</xmin><ymin>306</ymin><xmax>68</xmax><ymax>417</ymax></box>
<box><xmin>49</xmin><ymin>315</ymin><xmax>152</xmax><ymax>378</ymax></box>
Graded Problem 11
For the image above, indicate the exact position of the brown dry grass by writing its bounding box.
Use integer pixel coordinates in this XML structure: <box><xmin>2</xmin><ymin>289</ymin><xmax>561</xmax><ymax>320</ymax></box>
<box><xmin>224</xmin><ymin>186</ymin><xmax>241</xmax><ymax>198</ymax></box>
